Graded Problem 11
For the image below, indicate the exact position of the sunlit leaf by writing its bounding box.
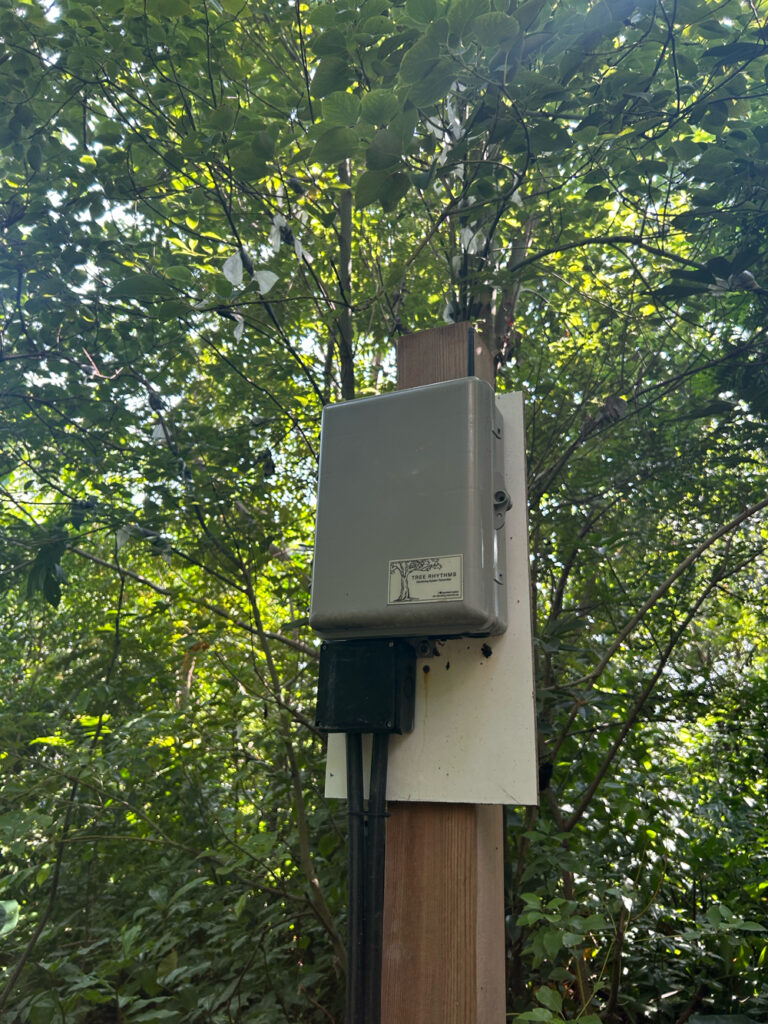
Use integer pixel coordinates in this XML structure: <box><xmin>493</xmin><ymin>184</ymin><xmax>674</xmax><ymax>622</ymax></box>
<box><xmin>0</xmin><ymin>901</ymin><xmax>20</xmax><ymax>938</ymax></box>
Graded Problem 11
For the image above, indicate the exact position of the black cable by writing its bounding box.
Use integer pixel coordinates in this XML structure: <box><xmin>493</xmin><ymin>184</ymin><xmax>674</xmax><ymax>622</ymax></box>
<box><xmin>364</xmin><ymin>732</ymin><xmax>389</xmax><ymax>1024</ymax></box>
<box><xmin>345</xmin><ymin>733</ymin><xmax>366</xmax><ymax>1024</ymax></box>
<box><xmin>318</xmin><ymin>643</ymin><xmax>414</xmax><ymax>1020</ymax></box>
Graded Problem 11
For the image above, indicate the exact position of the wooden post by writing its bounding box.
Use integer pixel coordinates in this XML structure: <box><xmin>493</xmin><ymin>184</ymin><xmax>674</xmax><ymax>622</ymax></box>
<box><xmin>380</xmin><ymin>322</ymin><xmax>506</xmax><ymax>1024</ymax></box>
<box><xmin>395</xmin><ymin>322</ymin><xmax>494</xmax><ymax>390</ymax></box>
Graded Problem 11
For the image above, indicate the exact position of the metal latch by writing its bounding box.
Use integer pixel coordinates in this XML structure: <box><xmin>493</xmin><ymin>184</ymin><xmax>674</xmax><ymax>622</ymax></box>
<box><xmin>494</xmin><ymin>488</ymin><xmax>511</xmax><ymax>529</ymax></box>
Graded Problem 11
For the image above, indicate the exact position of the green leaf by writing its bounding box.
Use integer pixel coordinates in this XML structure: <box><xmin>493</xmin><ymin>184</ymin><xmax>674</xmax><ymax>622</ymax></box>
<box><xmin>230</xmin><ymin>130</ymin><xmax>275</xmax><ymax>177</ymax></box>
<box><xmin>404</xmin><ymin>58</ymin><xmax>455</xmax><ymax>105</ymax></box>
<box><xmin>520</xmin><ymin>892</ymin><xmax>542</xmax><ymax>907</ymax></box>
<box><xmin>361</xmin><ymin>90</ymin><xmax>401</xmax><ymax>126</ymax></box>
<box><xmin>27</xmin><ymin>142</ymin><xmax>42</xmax><ymax>172</ymax></box>
<box><xmin>366</xmin><ymin>128</ymin><xmax>403</xmax><ymax>170</ymax></box>
<box><xmin>108</xmin><ymin>274</ymin><xmax>177</xmax><ymax>301</ymax></box>
<box><xmin>29</xmin><ymin>997</ymin><xmax>57</xmax><ymax>1024</ymax></box>
<box><xmin>311</xmin><ymin>27</ymin><xmax>348</xmax><ymax>57</ymax></box>
<box><xmin>692</xmin><ymin>145</ymin><xmax>732</xmax><ymax>179</ymax></box>
<box><xmin>0</xmin><ymin>900</ymin><xmax>19</xmax><ymax>938</ymax></box>
<box><xmin>406</xmin><ymin>0</ymin><xmax>437</xmax><ymax>23</ymax></box>
<box><xmin>308</xmin><ymin>4</ymin><xmax>341</xmax><ymax>28</ymax></box>
<box><xmin>163</xmin><ymin>264</ymin><xmax>194</xmax><ymax>283</ymax></box>
<box><xmin>361</xmin><ymin>15</ymin><xmax>393</xmax><ymax>35</ymax></box>
<box><xmin>730</xmin><ymin>919</ymin><xmax>765</xmax><ymax>931</ymax></box>
<box><xmin>535</xmin><ymin>986</ymin><xmax>562</xmax><ymax>1013</ymax></box>
<box><xmin>582</xmin><ymin>913</ymin><xmax>607</xmax><ymax>930</ymax></box>
<box><xmin>311</xmin><ymin>57</ymin><xmax>355</xmax><ymax>98</ymax></box>
<box><xmin>157</xmin><ymin>949</ymin><xmax>178</xmax><ymax>979</ymax></box>
<box><xmin>542</xmin><ymin>930</ymin><xmax>562</xmax><ymax>959</ymax></box>
<box><xmin>704</xmin><ymin>42</ymin><xmax>767</xmax><ymax>65</ymax></box>
<box><xmin>528</xmin><ymin>120</ymin><xmax>572</xmax><ymax>154</ymax></box>
<box><xmin>208</xmin><ymin>102</ymin><xmax>238</xmax><ymax>133</ymax></box>
<box><xmin>448</xmin><ymin>0</ymin><xmax>489</xmax><ymax>36</ymax></box>
<box><xmin>398</xmin><ymin>21</ymin><xmax>447</xmax><ymax>83</ymax></box>
<box><xmin>470</xmin><ymin>12</ymin><xmax>519</xmax><ymax>48</ymax></box>
<box><xmin>693</xmin><ymin>100</ymin><xmax>730</xmax><ymax>130</ymax></box>
<box><xmin>162</xmin><ymin>148</ymin><xmax>185</xmax><ymax>171</ymax></box>
<box><xmin>147</xmin><ymin>0</ymin><xmax>192</xmax><ymax>16</ymax></box>
<box><xmin>515</xmin><ymin>0</ymin><xmax>548</xmax><ymax>31</ymax></box>
<box><xmin>121</xmin><ymin>922</ymin><xmax>142</xmax><ymax>958</ymax></box>
<box><xmin>322</xmin><ymin>91</ymin><xmax>361</xmax><ymax>127</ymax></box>
<box><xmin>689</xmin><ymin>1017</ymin><xmax>759</xmax><ymax>1024</ymax></box>
<box><xmin>131</xmin><ymin>1012</ymin><xmax>180</xmax><ymax>1022</ymax></box>
<box><xmin>354</xmin><ymin>169</ymin><xmax>410</xmax><ymax>209</ymax></box>
<box><xmin>311</xmin><ymin>125</ymin><xmax>360</xmax><ymax>163</ymax></box>
<box><xmin>390</xmin><ymin>107</ymin><xmax>419</xmax><ymax>146</ymax></box>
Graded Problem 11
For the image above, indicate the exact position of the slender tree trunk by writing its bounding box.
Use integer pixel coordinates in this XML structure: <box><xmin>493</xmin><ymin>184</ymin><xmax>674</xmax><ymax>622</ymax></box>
<box><xmin>337</xmin><ymin>159</ymin><xmax>355</xmax><ymax>400</ymax></box>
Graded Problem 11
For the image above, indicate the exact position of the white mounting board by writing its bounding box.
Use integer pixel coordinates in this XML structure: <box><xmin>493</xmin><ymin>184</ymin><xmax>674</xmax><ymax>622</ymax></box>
<box><xmin>324</xmin><ymin>392</ymin><xmax>538</xmax><ymax>806</ymax></box>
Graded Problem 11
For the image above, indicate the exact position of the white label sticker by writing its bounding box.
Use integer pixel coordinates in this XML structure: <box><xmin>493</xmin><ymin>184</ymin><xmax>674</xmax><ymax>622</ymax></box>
<box><xmin>388</xmin><ymin>555</ymin><xmax>463</xmax><ymax>605</ymax></box>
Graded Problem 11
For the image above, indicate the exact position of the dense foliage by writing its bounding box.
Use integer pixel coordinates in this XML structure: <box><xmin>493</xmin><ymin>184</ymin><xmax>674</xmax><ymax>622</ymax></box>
<box><xmin>2</xmin><ymin>0</ymin><xmax>768</xmax><ymax>1019</ymax></box>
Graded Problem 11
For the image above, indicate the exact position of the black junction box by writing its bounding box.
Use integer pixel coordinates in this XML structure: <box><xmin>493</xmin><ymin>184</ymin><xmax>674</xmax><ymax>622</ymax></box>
<box><xmin>315</xmin><ymin>639</ymin><xmax>416</xmax><ymax>734</ymax></box>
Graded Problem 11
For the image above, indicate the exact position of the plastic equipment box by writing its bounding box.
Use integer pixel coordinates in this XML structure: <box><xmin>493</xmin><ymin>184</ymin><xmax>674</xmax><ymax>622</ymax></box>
<box><xmin>309</xmin><ymin>377</ymin><xmax>510</xmax><ymax>640</ymax></box>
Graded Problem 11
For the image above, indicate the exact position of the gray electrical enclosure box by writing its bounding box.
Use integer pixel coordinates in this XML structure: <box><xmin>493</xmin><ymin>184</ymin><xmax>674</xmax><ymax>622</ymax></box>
<box><xmin>310</xmin><ymin>377</ymin><xmax>510</xmax><ymax>640</ymax></box>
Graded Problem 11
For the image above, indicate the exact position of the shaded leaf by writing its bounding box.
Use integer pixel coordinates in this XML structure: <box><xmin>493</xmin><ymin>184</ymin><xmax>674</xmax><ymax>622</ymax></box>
<box><xmin>354</xmin><ymin>169</ymin><xmax>410</xmax><ymax>209</ymax></box>
<box><xmin>535</xmin><ymin>986</ymin><xmax>563</xmax><ymax>1013</ymax></box>
<box><xmin>398</xmin><ymin>20</ymin><xmax>447</xmax><ymax>83</ymax></box>
<box><xmin>406</xmin><ymin>0</ymin><xmax>437</xmax><ymax>21</ymax></box>
<box><xmin>311</xmin><ymin>125</ymin><xmax>360</xmax><ymax>162</ymax></box>
<box><xmin>366</xmin><ymin>128</ymin><xmax>403</xmax><ymax>170</ymax></box>
<box><xmin>448</xmin><ymin>0</ymin><xmax>489</xmax><ymax>37</ymax></box>
<box><xmin>470</xmin><ymin>12</ymin><xmax>519</xmax><ymax>48</ymax></box>
<box><xmin>108</xmin><ymin>274</ymin><xmax>177</xmax><ymax>301</ymax></box>
<box><xmin>361</xmin><ymin>90</ymin><xmax>400</xmax><ymax>126</ymax></box>
<box><xmin>704</xmin><ymin>42</ymin><xmax>767</xmax><ymax>65</ymax></box>
<box><xmin>311</xmin><ymin>57</ymin><xmax>355</xmax><ymax>98</ymax></box>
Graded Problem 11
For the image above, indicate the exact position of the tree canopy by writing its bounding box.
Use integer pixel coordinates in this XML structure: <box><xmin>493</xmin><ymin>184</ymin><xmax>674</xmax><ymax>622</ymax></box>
<box><xmin>2</xmin><ymin>0</ymin><xmax>768</xmax><ymax>1020</ymax></box>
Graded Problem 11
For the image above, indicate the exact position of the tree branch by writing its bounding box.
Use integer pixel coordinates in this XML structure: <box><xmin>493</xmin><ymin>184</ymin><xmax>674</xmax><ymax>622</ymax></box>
<box><xmin>549</xmin><ymin>494</ymin><xmax>768</xmax><ymax>763</ymax></box>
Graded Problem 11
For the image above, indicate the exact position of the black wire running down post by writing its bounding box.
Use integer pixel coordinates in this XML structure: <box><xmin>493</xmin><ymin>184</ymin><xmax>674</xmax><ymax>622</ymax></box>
<box><xmin>315</xmin><ymin>641</ymin><xmax>413</xmax><ymax>1023</ymax></box>
<box><xmin>345</xmin><ymin>733</ymin><xmax>366</xmax><ymax>1024</ymax></box>
<box><xmin>345</xmin><ymin>731</ymin><xmax>390</xmax><ymax>1024</ymax></box>
<box><xmin>364</xmin><ymin>732</ymin><xmax>389</xmax><ymax>1024</ymax></box>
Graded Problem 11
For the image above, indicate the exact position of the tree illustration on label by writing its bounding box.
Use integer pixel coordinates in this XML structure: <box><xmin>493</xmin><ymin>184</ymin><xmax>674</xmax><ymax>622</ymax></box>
<box><xmin>389</xmin><ymin>558</ymin><xmax>443</xmax><ymax>602</ymax></box>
